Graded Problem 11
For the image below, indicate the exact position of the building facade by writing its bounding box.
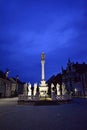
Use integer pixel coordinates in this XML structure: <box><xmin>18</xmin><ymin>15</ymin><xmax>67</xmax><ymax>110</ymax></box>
<box><xmin>0</xmin><ymin>70</ymin><xmax>24</xmax><ymax>98</ymax></box>
<box><xmin>0</xmin><ymin>71</ymin><xmax>11</xmax><ymax>97</ymax></box>
<box><xmin>62</xmin><ymin>59</ymin><xmax>87</xmax><ymax>96</ymax></box>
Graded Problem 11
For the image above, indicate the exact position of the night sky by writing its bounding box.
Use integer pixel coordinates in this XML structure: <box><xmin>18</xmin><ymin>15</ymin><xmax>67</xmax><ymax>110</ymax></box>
<box><xmin>0</xmin><ymin>0</ymin><xmax>87</xmax><ymax>84</ymax></box>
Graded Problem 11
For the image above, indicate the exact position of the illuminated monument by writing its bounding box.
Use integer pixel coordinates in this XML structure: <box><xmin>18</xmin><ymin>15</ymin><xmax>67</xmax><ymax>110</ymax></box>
<box><xmin>18</xmin><ymin>52</ymin><xmax>72</xmax><ymax>102</ymax></box>
<box><xmin>39</xmin><ymin>52</ymin><xmax>48</xmax><ymax>97</ymax></box>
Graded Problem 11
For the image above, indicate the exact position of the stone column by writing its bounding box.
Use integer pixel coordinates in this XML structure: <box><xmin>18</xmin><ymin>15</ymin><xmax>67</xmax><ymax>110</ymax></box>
<box><xmin>41</xmin><ymin>52</ymin><xmax>45</xmax><ymax>81</ymax></box>
<box><xmin>39</xmin><ymin>52</ymin><xmax>48</xmax><ymax>97</ymax></box>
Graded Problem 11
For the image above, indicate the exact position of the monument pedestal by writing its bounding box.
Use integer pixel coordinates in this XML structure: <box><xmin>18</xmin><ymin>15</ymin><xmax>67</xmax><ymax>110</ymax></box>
<box><xmin>39</xmin><ymin>80</ymin><xmax>48</xmax><ymax>97</ymax></box>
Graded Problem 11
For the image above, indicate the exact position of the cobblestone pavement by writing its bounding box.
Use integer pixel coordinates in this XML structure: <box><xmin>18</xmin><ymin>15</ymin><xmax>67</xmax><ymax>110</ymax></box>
<box><xmin>0</xmin><ymin>98</ymin><xmax>87</xmax><ymax>130</ymax></box>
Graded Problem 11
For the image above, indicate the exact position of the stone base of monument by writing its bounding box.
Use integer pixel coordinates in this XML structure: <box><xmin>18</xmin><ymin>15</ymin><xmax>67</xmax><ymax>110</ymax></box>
<box><xmin>56</xmin><ymin>95</ymin><xmax>72</xmax><ymax>101</ymax></box>
<box><xmin>18</xmin><ymin>94</ymin><xmax>72</xmax><ymax>105</ymax></box>
<box><xmin>18</xmin><ymin>99</ymin><xmax>72</xmax><ymax>105</ymax></box>
<box><xmin>39</xmin><ymin>80</ymin><xmax>48</xmax><ymax>98</ymax></box>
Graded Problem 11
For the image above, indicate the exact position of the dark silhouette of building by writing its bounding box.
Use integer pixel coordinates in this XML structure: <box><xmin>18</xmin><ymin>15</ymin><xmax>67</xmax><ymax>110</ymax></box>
<box><xmin>47</xmin><ymin>74</ymin><xmax>62</xmax><ymax>95</ymax></box>
<box><xmin>62</xmin><ymin>59</ymin><xmax>87</xmax><ymax>96</ymax></box>
<box><xmin>47</xmin><ymin>59</ymin><xmax>87</xmax><ymax>96</ymax></box>
<box><xmin>0</xmin><ymin>70</ymin><xmax>24</xmax><ymax>98</ymax></box>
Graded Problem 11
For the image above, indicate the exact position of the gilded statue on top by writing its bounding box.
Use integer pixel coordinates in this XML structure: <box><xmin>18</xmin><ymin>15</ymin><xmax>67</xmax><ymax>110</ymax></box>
<box><xmin>41</xmin><ymin>52</ymin><xmax>45</xmax><ymax>60</ymax></box>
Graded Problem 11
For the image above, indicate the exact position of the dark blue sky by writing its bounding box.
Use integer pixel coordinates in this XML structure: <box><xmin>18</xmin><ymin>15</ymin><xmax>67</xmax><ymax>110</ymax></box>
<box><xmin>0</xmin><ymin>0</ymin><xmax>87</xmax><ymax>84</ymax></box>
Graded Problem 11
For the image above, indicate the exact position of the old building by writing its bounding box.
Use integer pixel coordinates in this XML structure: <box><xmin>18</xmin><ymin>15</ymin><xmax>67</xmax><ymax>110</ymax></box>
<box><xmin>47</xmin><ymin>74</ymin><xmax>62</xmax><ymax>96</ymax></box>
<box><xmin>10</xmin><ymin>78</ymin><xmax>17</xmax><ymax>97</ymax></box>
<box><xmin>10</xmin><ymin>77</ymin><xmax>24</xmax><ymax>95</ymax></box>
<box><xmin>0</xmin><ymin>71</ymin><xmax>6</xmax><ymax>97</ymax></box>
<box><xmin>0</xmin><ymin>70</ymin><xmax>24</xmax><ymax>98</ymax></box>
<box><xmin>62</xmin><ymin>59</ymin><xmax>87</xmax><ymax>96</ymax></box>
<box><xmin>0</xmin><ymin>70</ymin><xmax>11</xmax><ymax>97</ymax></box>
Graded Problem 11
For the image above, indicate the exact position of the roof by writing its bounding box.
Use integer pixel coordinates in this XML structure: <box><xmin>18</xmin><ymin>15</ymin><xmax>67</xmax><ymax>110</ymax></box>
<box><xmin>11</xmin><ymin>77</ymin><xmax>23</xmax><ymax>84</ymax></box>
<box><xmin>47</xmin><ymin>73</ymin><xmax>62</xmax><ymax>85</ymax></box>
<box><xmin>0</xmin><ymin>70</ymin><xmax>5</xmax><ymax>78</ymax></box>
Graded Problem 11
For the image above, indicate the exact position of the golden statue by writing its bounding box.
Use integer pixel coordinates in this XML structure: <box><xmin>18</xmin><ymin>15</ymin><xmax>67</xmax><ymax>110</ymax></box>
<box><xmin>41</xmin><ymin>52</ymin><xmax>45</xmax><ymax>60</ymax></box>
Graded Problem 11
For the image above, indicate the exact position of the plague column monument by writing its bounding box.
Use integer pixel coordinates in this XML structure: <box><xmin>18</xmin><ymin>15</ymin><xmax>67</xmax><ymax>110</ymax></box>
<box><xmin>39</xmin><ymin>52</ymin><xmax>48</xmax><ymax>97</ymax></box>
